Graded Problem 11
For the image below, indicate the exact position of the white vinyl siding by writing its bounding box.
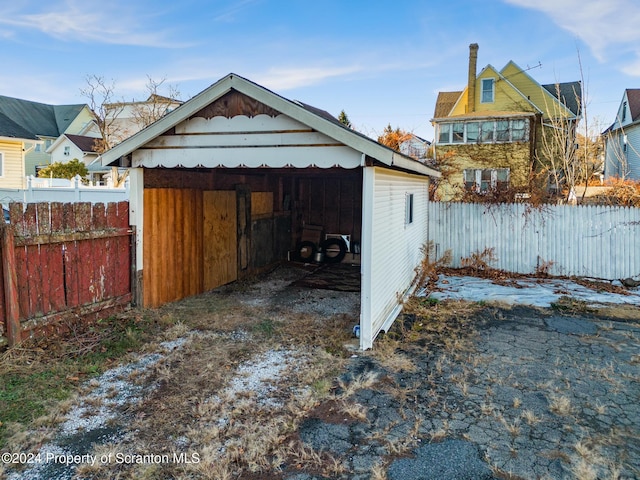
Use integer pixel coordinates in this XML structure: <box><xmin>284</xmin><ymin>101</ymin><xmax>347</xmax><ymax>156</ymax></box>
<box><xmin>360</xmin><ymin>167</ymin><xmax>429</xmax><ymax>349</ymax></box>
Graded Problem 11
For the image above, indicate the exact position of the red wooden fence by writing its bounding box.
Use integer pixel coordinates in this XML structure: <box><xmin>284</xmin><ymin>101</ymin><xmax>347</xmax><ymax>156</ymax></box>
<box><xmin>0</xmin><ymin>201</ymin><xmax>132</xmax><ymax>347</ymax></box>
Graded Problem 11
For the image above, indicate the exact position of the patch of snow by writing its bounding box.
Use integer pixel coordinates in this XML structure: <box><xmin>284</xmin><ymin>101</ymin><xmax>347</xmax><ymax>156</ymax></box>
<box><xmin>423</xmin><ymin>275</ymin><xmax>640</xmax><ymax>308</ymax></box>
<box><xmin>59</xmin><ymin>353</ymin><xmax>161</xmax><ymax>436</ymax></box>
<box><xmin>7</xmin><ymin>336</ymin><xmax>193</xmax><ymax>480</ymax></box>
<box><xmin>225</xmin><ymin>349</ymin><xmax>297</xmax><ymax>408</ymax></box>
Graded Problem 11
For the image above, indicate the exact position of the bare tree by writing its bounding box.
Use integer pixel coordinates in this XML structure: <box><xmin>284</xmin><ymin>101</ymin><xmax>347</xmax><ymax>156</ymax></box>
<box><xmin>80</xmin><ymin>75</ymin><xmax>126</xmax><ymax>154</ymax></box>
<box><xmin>536</xmin><ymin>75</ymin><xmax>583</xmax><ymax>203</ymax></box>
<box><xmin>80</xmin><ymin>75</ymin><xmax>182</xmax><ymax>154</ymax></box>
<box><xmin>129</xmin><ymin>76</ymin><xmax>181</xmax><ymax>129</ymax></box>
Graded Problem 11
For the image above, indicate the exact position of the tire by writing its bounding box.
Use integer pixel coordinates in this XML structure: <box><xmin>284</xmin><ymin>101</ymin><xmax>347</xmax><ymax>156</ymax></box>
<box><xmin>320</xmin><ymin>238</ymin><xmax>347</xmax><ymax>264</ymax></box>
<box><xmin>295</xmin><ymin>241</ymin><xmax>317</xmax><ymax>262</ymax></box>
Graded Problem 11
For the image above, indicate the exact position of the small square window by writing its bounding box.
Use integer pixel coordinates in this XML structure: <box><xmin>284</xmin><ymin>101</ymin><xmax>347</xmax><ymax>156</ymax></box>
<box><xmin>406</xmin><ymin>193</ymin><xmax>414</xmax><ymax>225</ymax></box>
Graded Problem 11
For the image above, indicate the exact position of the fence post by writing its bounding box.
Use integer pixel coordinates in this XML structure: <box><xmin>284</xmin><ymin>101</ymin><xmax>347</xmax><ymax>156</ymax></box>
<box><xmin>1</xmin><ymin>223</ymin><xmax>21</xmax><ymax>346</ymax></box>
<box><xmin>74</xmin><ymin>175</ymin><xmax>81</xmax><ymax>202</ymax></box>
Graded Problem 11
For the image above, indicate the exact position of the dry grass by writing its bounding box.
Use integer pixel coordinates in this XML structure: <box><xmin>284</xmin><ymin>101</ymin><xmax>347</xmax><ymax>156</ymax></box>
<box><xmin>548</xmin><ymin>395</ymin><xmax>573</xmax><ymax>416</ymax></box>
<box><xmin>521</xmin><ymin>409</ymin><xmax>542</xmax><ymax>426</ymax></box>
<box><xmin>339</xmin><ymin>400</ymin><xmax>368</xmax><ymax>422</ymax></box>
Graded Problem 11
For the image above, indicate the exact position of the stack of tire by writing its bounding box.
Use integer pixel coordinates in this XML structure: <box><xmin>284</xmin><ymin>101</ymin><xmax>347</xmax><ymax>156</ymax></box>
<box><xmin>294</xmin><ymin>237</ymin><xmax>348</xmax><ymax>264</ymax></box>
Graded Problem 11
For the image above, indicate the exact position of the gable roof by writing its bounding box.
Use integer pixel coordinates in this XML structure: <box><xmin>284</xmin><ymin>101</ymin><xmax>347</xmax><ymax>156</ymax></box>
<box><xmin>433</xmin><ymin>91</ymin><xmax>462</xmax><ymax>119</ymax></box>
<box><xmin>602</xmin><ymin>88</ymin><xmax>640</xmax><ymax>134</ymax></box>
<box><xmin>0</xmin><ymin>111</ymin><xmax>39</xmax><ymax>140</ymax></box>
<box><xmin>626</xmin><ymin>88</ymin><xmax>640</xmax><ymax>122</ymax></box>
<box><xmin>433</xmin><ymin>58</ymin><xmax>579</xmax><ymax>122</ymax></box>
<box><xmin>0</xmin><ymin>95</ymin><xmax>86</xmax><ymax>138</ymax></box>
<box><xmin>542</xmin><ymin>82</ymin><xmax>582</xmax><ymax>116</ymax></box>
<box><xmin>101</xmin><ymin>73</ymin><xmax>439</xmax><ymax>178</ymax></box>
<box><xmin>66</xmin><ymin>134</ymin><xmax>100</xmax><ymax>153</ymax></box>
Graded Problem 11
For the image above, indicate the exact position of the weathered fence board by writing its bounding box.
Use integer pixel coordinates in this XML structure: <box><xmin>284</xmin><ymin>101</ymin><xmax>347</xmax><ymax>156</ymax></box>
<box><xmin>1</xmin><ymin>201</ymin><xmax>132</xmax><ymax>347</ymax></box>
<box><xmin>428</xmin><ymin>202</ymin><xmax>640</xmax><ymax>280</ymax></box>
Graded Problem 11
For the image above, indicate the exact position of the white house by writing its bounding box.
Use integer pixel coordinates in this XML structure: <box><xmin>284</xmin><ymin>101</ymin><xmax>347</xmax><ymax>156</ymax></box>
<box><xmin>101</xmin><ymin>73</ymin><xmax>440</xmax><ymax>349</ymax></box>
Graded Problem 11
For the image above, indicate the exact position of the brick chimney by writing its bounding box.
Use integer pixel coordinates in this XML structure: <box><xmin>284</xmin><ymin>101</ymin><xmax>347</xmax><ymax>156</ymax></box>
<box><xmin>467</xmin><ymin>43</ymin><xmax>479</xmax><ymax>113</ymax></box>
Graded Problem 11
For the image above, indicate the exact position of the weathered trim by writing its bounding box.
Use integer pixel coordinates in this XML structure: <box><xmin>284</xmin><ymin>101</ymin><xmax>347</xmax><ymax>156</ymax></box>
<box><xmin>14</xmin><ymin>228</ymin><xmax>131</xmax><ymax>247</ymax></box>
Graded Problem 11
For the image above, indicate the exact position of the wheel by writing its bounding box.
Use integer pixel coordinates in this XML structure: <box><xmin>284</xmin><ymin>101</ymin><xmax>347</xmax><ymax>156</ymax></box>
<box><xmin>295</xmin><ymin>241</ymin><xmax>317</xmax><ymax>262</ymax></box>
<box><xmin>320</xmin><ymin>238</ymin><xmax>347</xmax><ymax>264</ymax></box>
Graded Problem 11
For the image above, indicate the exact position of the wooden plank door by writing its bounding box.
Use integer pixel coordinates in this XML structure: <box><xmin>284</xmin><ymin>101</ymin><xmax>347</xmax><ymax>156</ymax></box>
<box><xmin>203</xmin><ymin>191</ymin><xmax>238</xmax><ymax>290</ymax></box>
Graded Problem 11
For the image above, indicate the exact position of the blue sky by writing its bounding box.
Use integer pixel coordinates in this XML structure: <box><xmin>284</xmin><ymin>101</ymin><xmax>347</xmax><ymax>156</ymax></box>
<box><xmin>1</xmin><ymin>0</ymin><xmax>640</xmax><ymax>141</ymax></box>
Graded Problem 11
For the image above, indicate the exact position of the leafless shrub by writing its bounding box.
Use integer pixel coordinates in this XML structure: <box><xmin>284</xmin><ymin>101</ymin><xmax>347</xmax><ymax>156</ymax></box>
<box><xmin>460</xmin><ymin>247</ymin><xmax>497</xmax><ymax>274</ymax></box>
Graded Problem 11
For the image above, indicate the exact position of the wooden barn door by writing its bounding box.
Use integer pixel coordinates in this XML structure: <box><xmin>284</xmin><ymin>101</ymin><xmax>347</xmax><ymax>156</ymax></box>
<box><xmin>203</xmin><ymin>191</ymin><xmax>238</xmax><ymax>290</ymax></box>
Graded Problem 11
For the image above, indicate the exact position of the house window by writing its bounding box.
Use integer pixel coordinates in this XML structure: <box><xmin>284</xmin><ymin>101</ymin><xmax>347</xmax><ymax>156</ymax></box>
<box><xmin>481</xmin><ymin>78</ymin><xmax>495</xmax><ymax>103</ymax></box>
<box><xmin>480</xmin><ymin>121</ymin><xmax>494</xmax><ymax>142</ymax></box>
<box><xmin>452</xmin><ymin>123</ymin><xmax>464</xmax><ymax>143</ymax></box>
<box><xmin>466</xmin><ymin>122</ymin><xmax>479</xmax><ymax>143</ymax></box>
<box><xmin>0</xmin><ymin>152</ymin><xmax>3</xmax><ymax>177</ymax></box>
<box><xmin>622</xmin><ymin>101</ymin><xmax>627</xmax><ymax>122</ymax></box>
<box><xmin>405</xmin><ymin>193</ymin><xmax>414</xmax><ymax>225</ymax></box>
<box><xmin>35</xmin><ymin>143</ymin><xmax>41</xmax><ymax>152</ymax></box>
<box><xmin>464</xmin><ymin>168</ymin><xmax>510</xmax><ymax>192</ymax></box>
<box><xmin>511</xmin><ymin>119</ymin><xmax>526</xmax><ymax>141</ymax></box>
<box><xmin>436</xmin><ymin>118</ymin><xmax>529</xmax><ymax>145</ymax></box>
<box><xmin>64</xmin><ymin>146</ymin><xmax>70</xmax><ymax>156</ymax></box>
<box><xmin>438</xmin><ymin>124</ymin><xmax>451</xmax><ymax>143</ymax></box>
<box><xmin>496</xmin><ymin>120</ymin><xmax>509</xmax><ymax>141</ymax></box>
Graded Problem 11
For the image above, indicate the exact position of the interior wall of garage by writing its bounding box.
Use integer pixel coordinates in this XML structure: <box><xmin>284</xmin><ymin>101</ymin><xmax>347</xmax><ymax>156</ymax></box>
<box><xmin>139</xmin><ymin>167</ymin><xmax>363</xmax><ymax>308</ymax></box>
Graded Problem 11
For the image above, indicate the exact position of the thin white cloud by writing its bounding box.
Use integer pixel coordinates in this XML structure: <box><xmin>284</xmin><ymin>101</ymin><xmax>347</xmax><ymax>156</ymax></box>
<box><xmin>255</xmin><ymin>65</ymin><xmax>367</xmax><ymax>90</ymax></box>
<box><xmin>503</xmin><ymin>0</ymin><xmax>640</xmax><ymax>67</ymax></box>
<box><xmin>213</xmin><ymin>0</ymin><xmax>261</xmax><ymax>23</ymax></box>
<box><xmin>0</xmin><ymin>0</ymin><xmax>187</xmax><ymax>47</ymax></box>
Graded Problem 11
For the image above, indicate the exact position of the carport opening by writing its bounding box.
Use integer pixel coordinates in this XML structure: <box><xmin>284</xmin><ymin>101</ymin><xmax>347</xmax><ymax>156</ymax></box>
<box><xmin>140</xmin><ymin>167</ymin><xmax>363</xmax><ymax>308</ymax></box>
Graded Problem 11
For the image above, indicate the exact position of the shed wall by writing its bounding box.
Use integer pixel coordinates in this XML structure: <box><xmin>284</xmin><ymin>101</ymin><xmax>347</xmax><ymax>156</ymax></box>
<box><xmin>361</xmin><ymin>167</ymin><xmax>429</xmax><ymax>349</ymax></box>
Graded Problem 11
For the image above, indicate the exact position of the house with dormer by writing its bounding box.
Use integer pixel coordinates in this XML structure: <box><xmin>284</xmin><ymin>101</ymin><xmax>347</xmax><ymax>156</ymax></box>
<box><xmin>431</xmin><ymin>44</ymin><xmax>581</xmax><ymax>199</ymax></box>
<box><xmin>603</xmin><ymin>89</ymin><xmax>640</xmax><ymax>180</ymax></box>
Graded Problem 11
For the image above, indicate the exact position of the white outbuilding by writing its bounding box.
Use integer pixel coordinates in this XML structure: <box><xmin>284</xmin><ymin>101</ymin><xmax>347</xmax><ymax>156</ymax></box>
<box><xmin>101</xmin><ymin>73</ymin><xmax>439</xmax><ymax>349</ymax></box>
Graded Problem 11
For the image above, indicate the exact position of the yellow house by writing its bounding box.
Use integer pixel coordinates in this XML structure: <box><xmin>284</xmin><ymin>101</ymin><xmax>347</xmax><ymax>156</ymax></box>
<box><xmin>0</xmin><ymin>112</ymin><xmax>39</xmax><ymax>188</ymax></box>
<box><xmin>431</xmin><ymin>44</ymin><xmax>581</xmax><ymax>199</ymax></box>
<box><xmin>0</xmin><ymin>95</ymin><xmax>98</xmax><ymax>180</ymax></box>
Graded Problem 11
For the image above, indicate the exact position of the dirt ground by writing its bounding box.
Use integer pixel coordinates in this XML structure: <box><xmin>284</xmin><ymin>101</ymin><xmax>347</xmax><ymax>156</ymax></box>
<box><xmin>2</xmin><ymin>263</ymin><xmax>639</xmax><ymax>480</ymax></box>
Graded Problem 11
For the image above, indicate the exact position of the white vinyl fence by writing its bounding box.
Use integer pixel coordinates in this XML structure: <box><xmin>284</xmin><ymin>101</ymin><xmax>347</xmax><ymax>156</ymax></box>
<box><xmin>0</xmin><ymin>175</ymin><xmax>129</xmax><ymax>205</ymax></box>
<box><xmin>428</xmin><ymin>202</ymin><xmax>640</xmax><ymax>280</ymax></box>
